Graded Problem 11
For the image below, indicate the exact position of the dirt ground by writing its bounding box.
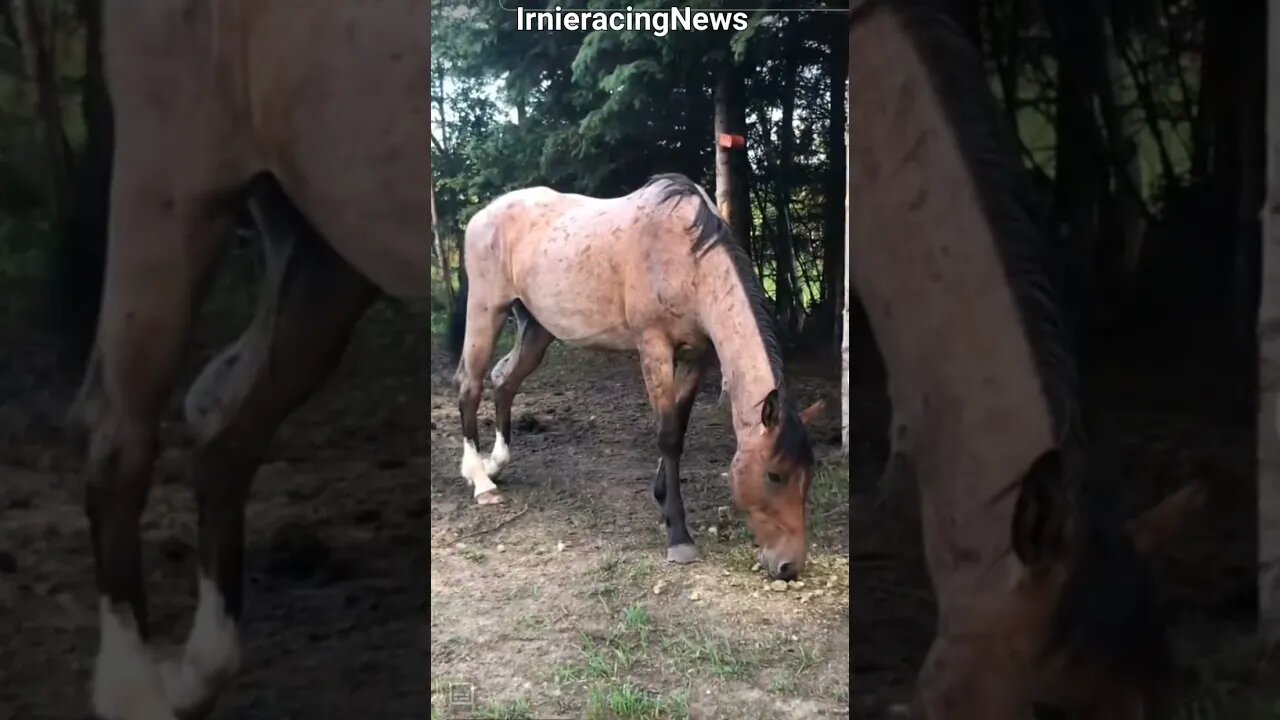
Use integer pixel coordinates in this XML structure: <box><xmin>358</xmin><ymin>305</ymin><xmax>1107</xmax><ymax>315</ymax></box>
<box><xmin>428</xmin><ymin>336</ymin><xmax>851</xmax><ymax>719</ymax></box>
<box><xmin>0</xmin><ymin>276</ymin><xmax>429</xmax><ymax>719</ymax></box>
<box><xmin>0</xmin><ymin>269</ymin><xmax>849</xmax><ymax>720</ymax></box>
<box><xmin>850</xmin><ymin>317</ymin><xmax>1280</xmax><ymax>719</ymax></box>
<box><xmin>10</xmin><ymin>259</ymin><xmax>1272</xmax><ymax>720</ymax></box>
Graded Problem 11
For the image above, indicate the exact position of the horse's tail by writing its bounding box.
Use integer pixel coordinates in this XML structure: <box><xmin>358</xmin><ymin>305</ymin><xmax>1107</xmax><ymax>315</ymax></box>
<box><xmin>642</xmin><ymin>173</ymin><xmax>734</xmax><ymax>257</ymax></box>
<box><xmin>447</xmin><ymin>278</ymin><xmax>468</xmax><ymax>366</ymax></box>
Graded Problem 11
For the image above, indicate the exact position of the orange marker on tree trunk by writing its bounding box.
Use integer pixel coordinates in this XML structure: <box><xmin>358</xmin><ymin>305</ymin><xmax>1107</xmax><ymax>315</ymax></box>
<box><xmin>718</xmin><ymin>133</ymin><xmax>745</xmax><ymax>150</ymax></box>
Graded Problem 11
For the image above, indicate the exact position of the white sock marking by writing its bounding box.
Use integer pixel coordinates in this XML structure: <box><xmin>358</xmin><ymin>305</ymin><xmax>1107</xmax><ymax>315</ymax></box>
<box><xmin>160</xmin><ymin>574</ymin><xmax>241</xmax><ymax>714</ymax></box>
<box><xmin>460</xmin><ymin>439</ymin><xmax>498</xmax><ymax>497</ymax></box>
<box><xmin>92</xmin><ymin>598</ymin><xmax>178</xmax><ymax>720</ymax></box>
<box><xmin>484</xmin><ymin>431</ymin><xmax>510</xmax><ymax>477</ymax></box>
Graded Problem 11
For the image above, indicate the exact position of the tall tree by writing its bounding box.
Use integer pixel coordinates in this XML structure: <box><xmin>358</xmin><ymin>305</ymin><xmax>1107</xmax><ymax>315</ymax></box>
<box><xmin>821</xmin><ymin>19</ymin><xmax>848</xmax><ymax>346</ymax></box>
<box><xmin>769</xmin><ymin>24</ymin><xmax>804</xmax><ymax>339</ymax></box>
<box><xmin>715</xmin><ymin>59</ymin><xmax>752</xmax><ymax>249</ymax></box>
<box><xmin>11</xmin><ymin>0</ymin><xmax>72</xmax><ymax>235</ymax></box>
<box><xmin>51</xmin><ymin>0</ymin><xmax>112</xmax><ymax>375</ymax></box>
<box><xmin>841</xmin><ymin>72</ymin><xmax>850</xmax><ymax>455</ymax></box>
<box><xmin>1259</xmin><ymin>0</ymin><xmax>1280</xmax><ymax>644</ymax></box>
<box><xmin>430</xmin><ymin>178</ymin><xmax>455</xmax><ymax>314</ymax></box>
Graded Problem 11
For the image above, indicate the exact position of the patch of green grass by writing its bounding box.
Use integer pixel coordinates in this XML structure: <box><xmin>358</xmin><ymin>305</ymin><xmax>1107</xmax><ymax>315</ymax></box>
<box><xmin>771</xmin><ymin>676</ymin><xmax>798</xmax><ymax>694</ymax></box>
<box><xmin>586</xmin><ymin>684</ymin><xmax>689</xmax><ymax>720</ymax></box>
<box><xmin>473</xmin><ymin>698</ymin><xmax>535</xmax><ymax>720</ymax></box>
<box><xmin>791</xmin><ymin>644</ymin><xmax>822</xmax><ymax>675</ymax></box>
<box><xmin>809</xmin><ymin>457</ymin><xmax>850</xmax><ymax>543</ymax></box>
<box><xmin>622</xmin><ymin>557</ymin><xmax>654</xmax><ymax>586</ymax></box>
<box><xmin>621</xmin><ymin>605</ymin><xmax>651</xmax><ymax>643</ymax></box>
<box><xmin>512</xmin><ymin>612</ymin><xmax>548</xmax><ymax>636</ymax></box>
<box><xmin>555</xmin><ymin>606</ymin><xmax>654</xmax><ymax>685</ymax></box>
<box><xmin>666</xmin><ymin>630</ymin><xmax>757</xmax><ymax>679</ymax></box>
<box><xmin>589</xmin><ymin>555</ymin><xmax>655</xmax><ymax>607</ymax></box>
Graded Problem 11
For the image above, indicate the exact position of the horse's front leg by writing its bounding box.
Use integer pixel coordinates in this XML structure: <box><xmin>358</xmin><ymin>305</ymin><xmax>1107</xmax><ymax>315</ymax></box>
<box><xmin>639</xmin><ymin>335</ymin><xmax>703</xmax><ymax>564</ymax></box>
<box><xmin>71</xmin><ymin>163</ymin><xmax>231</xmax><ymax>720</ymax></box>
<box><xmin>166</xmin><ymin>198</ymin><xmax>376</xmax><ymax>718</ymax></box>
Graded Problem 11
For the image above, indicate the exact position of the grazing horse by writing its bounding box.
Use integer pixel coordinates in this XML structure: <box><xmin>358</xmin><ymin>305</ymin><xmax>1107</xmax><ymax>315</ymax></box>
<box><xmin>450</xmin><ymin>174</ymin><xmax>823</xmax><ymax>580</ymax></box>
<box><xmin>66</xmin><ymin>1</ymin><xmax>427</xmax><ymax>718</ymax></box>
<box><xmin>850</xmin><ymin>1</ymin><xmax>1202</xmax><ymax>718</ymax></box>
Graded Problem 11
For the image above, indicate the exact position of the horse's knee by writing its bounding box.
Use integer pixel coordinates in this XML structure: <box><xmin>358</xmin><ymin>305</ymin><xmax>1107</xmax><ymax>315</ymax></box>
<box><xmin>458</xmin><ymin>375</ymin><xmax>483</xmax><ymax>409</ymax></box>
<box><xmin>656</xmin><ymin>415</ymin><xmax>683</xmax><ymax>457</ymax></box>
<box><xmin>492</xmin><ymin>382</ymin><xmax>515</xmax><ymax>410</ymax></box>
<box><xmin>80</xmin><ymin>390</ymin><xmax>160</xmax><ymax>523</ymax></box>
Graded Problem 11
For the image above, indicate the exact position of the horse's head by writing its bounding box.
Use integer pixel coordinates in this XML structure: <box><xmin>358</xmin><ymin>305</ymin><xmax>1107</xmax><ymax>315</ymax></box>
<box><xmin>915</xmin><ymin>448</ymin><xmax>1204</xmax><ymax>719</ymax></box>
<box><xmin>729</xmin><ymin>390</ymin><xmax>824</xmax><ymax>581</ymax></box>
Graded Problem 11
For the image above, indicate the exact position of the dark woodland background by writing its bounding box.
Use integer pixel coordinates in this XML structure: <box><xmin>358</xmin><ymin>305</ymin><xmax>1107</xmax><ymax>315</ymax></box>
<box><xmin>0</xmin><ymin>0</ymin><xmax>1263</xmax><ymax>379</ymax></box>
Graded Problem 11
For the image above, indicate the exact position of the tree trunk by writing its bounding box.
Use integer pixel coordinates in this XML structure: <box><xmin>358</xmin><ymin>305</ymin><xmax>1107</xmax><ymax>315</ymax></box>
<box><xmin>714</xmin><ymin>61</ymin><xmax>751</xmax><ymax>248</ymax></box>
<box><xmin>12</xmin><ymin>0</ymin><xmax>73</xmax><ymax>234</ymax></box>
<box><xmin>773</xmin><ymin>36</ymin><xmax>804</xmax><ymax>341</ymax></box>
<box><xmin>1235</xmin><ymin>0</ymin><xmax>1267</xmax><ymax>348</ymax></box>
<box><xmin>1193</xmin><ymin>0</ymin><xmax>1225</xmax><ymax>180</ymax></box>
<box><xmin>56</xmin><ymin>0</ymin><xmax>112</xmax><ymax>376</ymax></box>
<box><xmin>945</xmin><ymin>0</ymin><xmax>982</xmax><ymax>55</ymax></box>
<box><xmin>1099</xmin><ymin>12</ymin><xmax>1146</xmax><ymax>282</ymax></box>
<box><xmin>430</xmin><ymin>179</ymin><xmax>455</xmax><ymax>314</ymax></box>
<box><xmin>841</xmin><ymin>87</ymin><xmax>851</xmax><ymax>455</ymax></box>
<box><xmin>1120</xmin><ymin>41</ymin><xmax>1177</xmax><ymax>184</ymax></box>
<box><xmin>1258</xmin><ymin>0</ymin><xmax>1280</xmax><ymax>643</ymax></box>
<box><xmin>1045</xmin><ymin>0</ymin><xmax>1103</xmax><ymax>306</ymax></box>
<box><xmin>822</xmin><ymin>21</ymin><xmax>848</xmax><ymax>347</ymax></box>
<box><xmin>988</xmin><ymin>0</ymin><xmax>1022</xmax><ymax>133</ymax></box>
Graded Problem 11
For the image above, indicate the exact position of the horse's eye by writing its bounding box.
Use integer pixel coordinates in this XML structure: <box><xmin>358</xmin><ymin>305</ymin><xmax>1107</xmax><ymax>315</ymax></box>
<box><xmin>767</xmin><ymin>472</ymin><xmax>784</xmax><ymax>485</ymax></box>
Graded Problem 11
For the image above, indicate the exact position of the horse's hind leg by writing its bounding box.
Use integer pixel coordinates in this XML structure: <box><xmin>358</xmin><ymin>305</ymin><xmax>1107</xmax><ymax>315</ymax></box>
<box><xmin>484</xmin><ymin>302</ymin><xmax>554</xmax><ymax>478</ymax></box>
<box><xmin>456</xmin><ymin>288</ymin><xmax>511</xmax><ymax>505</ymax></box>
<box><xmin>163</xmin><ymin>193</ymin><xmax>376</xmax><ymax>717</ymax></box>
<box><xmin>71</xmin><ymin>174</ymin><xmax>234</xmax><ymax>720</ymax></box>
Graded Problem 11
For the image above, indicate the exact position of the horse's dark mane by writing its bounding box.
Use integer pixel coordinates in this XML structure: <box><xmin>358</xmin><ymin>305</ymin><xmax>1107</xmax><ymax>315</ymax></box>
<box><xmin>865</xmin><ymin>0</ymin><xmax>1082</xmax><ymax>447</ymax></box>
<box><xmin>642</xmin><ymin>173</ymin><xmax>812</xmax><ymax>466</ymax></box>
<box><xmin>866</xmin><ymin>0</ymin><xmax>1170</xmax><ymax>690</ymax></box>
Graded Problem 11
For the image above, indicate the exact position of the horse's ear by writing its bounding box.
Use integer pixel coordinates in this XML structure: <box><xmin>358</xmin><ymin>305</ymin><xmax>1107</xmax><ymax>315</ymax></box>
<box><xmin>761</xmin><ymin>389</ymin><xmax>781</xmax><ymax>429</ymax></box>
<box><xmin>1011</xmin><ymin>448</ymin><xmax>1070</xmax><ymax>570</ymax></box>
<box><xmin>799</xmin><ymin>399</ymin><xmax>825</xmax><ymax>426</ymax></box>
<box><xmin>1127</xmin><ymin>482</ymin><xmax>1205</xmax><ymax>557</ymax></box>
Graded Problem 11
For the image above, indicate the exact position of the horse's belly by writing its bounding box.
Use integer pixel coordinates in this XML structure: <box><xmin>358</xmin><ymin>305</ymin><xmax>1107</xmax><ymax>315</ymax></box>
<box><xmin>521</xmin><ymin>292</ymin><xmax>635</xmax><ymax>351</ymax></box>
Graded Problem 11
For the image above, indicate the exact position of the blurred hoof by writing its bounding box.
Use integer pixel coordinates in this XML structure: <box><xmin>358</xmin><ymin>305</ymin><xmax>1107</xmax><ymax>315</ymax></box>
<box><xmin>475</xmin><ymin>490</ymin><xmax>505</xmax><ymax>506</ymax></box>
<box><xmin>666</xmin><ymin>543</ymin><xmax>700</xmax><ymax>564</ymax></box>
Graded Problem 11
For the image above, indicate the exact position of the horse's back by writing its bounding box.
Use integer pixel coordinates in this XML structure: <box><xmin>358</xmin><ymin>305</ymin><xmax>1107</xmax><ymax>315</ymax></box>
<box><xmin>467</xmin><ymin>184</ymin><xmax>703</xmax><ymax>349</ymax></box>
<box><xmin>104</xmin><ymin>0</ymin><xmax>431</xmax><ymax>301</ymax></box>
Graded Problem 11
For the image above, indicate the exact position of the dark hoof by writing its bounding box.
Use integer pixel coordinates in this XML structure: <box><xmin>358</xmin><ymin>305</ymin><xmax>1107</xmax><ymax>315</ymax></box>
<box><xmin>666</xmin><ymin>543</ymin><xmax>700</xmax><ymax>564</ymax></box>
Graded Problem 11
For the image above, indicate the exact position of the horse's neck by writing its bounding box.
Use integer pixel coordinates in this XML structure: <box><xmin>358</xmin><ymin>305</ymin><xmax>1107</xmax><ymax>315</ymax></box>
<box><xmin>696</xmin><ymin>248</ymin><xmax>777</xmax><ymax>439</ymax></box>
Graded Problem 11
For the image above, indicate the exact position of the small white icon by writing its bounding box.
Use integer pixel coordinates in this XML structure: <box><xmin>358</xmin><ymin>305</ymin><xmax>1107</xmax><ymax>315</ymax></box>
<box><xmin>448</xmin><ymin>682</ymin><xmax>475</xmax><ymax>707</ymax></box>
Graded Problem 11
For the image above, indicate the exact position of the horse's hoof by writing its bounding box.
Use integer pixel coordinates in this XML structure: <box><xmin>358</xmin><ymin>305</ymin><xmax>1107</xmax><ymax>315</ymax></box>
<box><xmin>475</xmin><ymin>490</ymin><xmax>505</xmax><ymax>505</ymax></box>
<box><xmin>666</xmin><ymin>543</ymin><xmax>700</xmax><ymax>564</ymax></box>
